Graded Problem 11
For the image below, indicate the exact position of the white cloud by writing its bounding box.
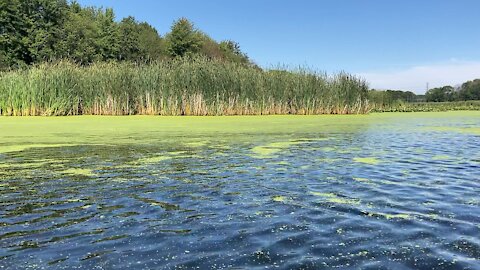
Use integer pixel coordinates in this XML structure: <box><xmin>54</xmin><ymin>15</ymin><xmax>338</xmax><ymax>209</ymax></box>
<box><xmin>357</xmin><ymin>60</ymin><xmax>480</xmax><ymax>94</ymax></box>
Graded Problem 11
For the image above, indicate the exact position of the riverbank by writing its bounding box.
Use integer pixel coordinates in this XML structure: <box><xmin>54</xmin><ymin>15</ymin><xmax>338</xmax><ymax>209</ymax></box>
<box><xmin>370</xmin><ymin>100</ymin><xmax>480</xmax><ymax>112</ymax></box>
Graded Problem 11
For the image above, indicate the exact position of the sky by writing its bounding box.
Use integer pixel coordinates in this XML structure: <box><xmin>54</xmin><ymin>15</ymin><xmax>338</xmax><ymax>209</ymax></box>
<box><xmin>77</xmin><ymin>0</ymin><xmax>480</xmax><ymax>94</ymax></box>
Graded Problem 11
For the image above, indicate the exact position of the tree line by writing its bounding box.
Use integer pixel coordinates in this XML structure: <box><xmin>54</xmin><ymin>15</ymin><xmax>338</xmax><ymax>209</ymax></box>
<box><xmin>425</xmin><ymin>80</ymin><xmax>480</xmax><ymax>102</ymax></box>
<box><xmin>0</xmin><ymin>0</ymin><xmax>253</xmax><ymax>70</ymax></box>
<box><xmin>370</xmin><ymin>78</ymin><xmax>480</xmax><ymax>105</ymax></box>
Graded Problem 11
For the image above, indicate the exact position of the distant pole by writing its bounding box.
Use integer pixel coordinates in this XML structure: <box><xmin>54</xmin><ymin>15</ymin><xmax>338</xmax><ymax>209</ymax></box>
<box><xmin>426</xmin><ymin>82</ymin><xmax>429</xmax><ymax>92</ymax></box>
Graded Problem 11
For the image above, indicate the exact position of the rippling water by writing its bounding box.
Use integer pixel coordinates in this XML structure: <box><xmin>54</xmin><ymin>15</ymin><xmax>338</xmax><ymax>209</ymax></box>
<box><xmin>1</xmin><ymin>113</ymin><xmax>479</xmax><ymax>269</ymax></box>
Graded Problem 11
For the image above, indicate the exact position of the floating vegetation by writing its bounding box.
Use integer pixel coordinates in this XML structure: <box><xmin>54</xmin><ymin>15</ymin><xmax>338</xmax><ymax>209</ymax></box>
<box><xmin>184</xmin><ymin>141</ymin><xmax>209</xmax><ymax>148</ymax></box>
<box><xmin>428</xmin><ymin>126</ymin><xmax>480</xmax><ymax>136</ymax></box>
<box><xmin>251</xmin><ymin>141</ymin><xmax>305</xmax><ymax>158</ymax></box>
<box><xmin>60</xmin><ymin>168</ymin><xmax>95</xmax><ymax>177</ymax></box>
<box><xmin>135</xmin><ymin>156</ymin><xmax>172</xmax><ymax>164</ymax></box>
<box><xmin>432</xmin><ymin>155</ymin><xmax>451</xmax><ymax>161</ymax></box>
<box><xmin>272</xmin><ymin>195</ymin><xmax>287</xmax><ymax>202</ymax></box>
<box><xmin>352</xmin><ymin>177</ymin><xmax>375</xmax><ymax>185</ymax></box>
<box><xmin>0</xmin><ymin>144</ymin><xmax>77</xmax><ymax>154</ymax></box>
<box><xmin>310</xmin><ymin>192</ymin><xmax>360</xmax><ymax>205</ymax></box>
<box><xmin>362</xmin><ymin>211</ymin><xmax>412</xmax><ymax>220</ymax></box>
<box><xmin>317</xmin><ymin>158</ymin><xmax>341</xmax><ymax>163</ymax></box>
<box><xmin>353</xmin><ymin>157</ymin><xmax>380</xmax><ymax>165</ymax></box>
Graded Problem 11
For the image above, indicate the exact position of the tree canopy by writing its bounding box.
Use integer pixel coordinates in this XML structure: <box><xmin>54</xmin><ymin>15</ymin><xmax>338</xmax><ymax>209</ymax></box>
<box><xmin>425</xmin><ymin>81</ymin><xmax>480</xmax><ymax>102</ymax></box>
<box><xmin>0</xmin><ymin>0</ymin><xmax>253</xmax><ymax>69</ymax></box>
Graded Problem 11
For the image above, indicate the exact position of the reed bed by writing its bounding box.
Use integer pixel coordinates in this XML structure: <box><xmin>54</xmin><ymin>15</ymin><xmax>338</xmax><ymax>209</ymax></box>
<box><xmin>0</xmin><ymin>58</ymin><xmax>370</xmax><ymax>116</ymax></box>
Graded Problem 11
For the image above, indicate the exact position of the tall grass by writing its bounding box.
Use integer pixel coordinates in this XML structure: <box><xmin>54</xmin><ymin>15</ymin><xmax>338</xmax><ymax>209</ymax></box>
<box><xmin>0</xmin><ymin>58</ymin><xmax>370</xmax><ymax>116</ymax></box>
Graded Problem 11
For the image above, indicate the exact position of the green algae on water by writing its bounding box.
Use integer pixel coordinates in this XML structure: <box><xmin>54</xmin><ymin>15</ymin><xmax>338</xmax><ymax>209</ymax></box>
<box><xmin>0</xmin><ymin>144</ymin><xmax>77</xmax><ymax>154</ymax></box>
<box><xmin>60</xmin><ymin>168</ymin><xmax>95</xmax><ymax>177</ymax></box>
<box><xmin>272</xmin><ymin>195</ymin><xmax>287</xmax><ymax>202</ymax></box>
<box><xmin>427</xmin><ymin>126</ymin><xmax>480</xmax><ymax>136</ymax></box>
<box><xmin>353</xmin><ymin>157</ymin><xmax>380</xmax><ymax>165</ymax></box>
<box><xmin>310</xmin><ymin>192</ymin><xmax>360</xmax><ymax>205</ymax></box>
<box><xmin>352</xmin><ymin>177</ymin><xmax>376</xmax><ymax>185</ymax></box>
<box><xmin>362</xmin><ymin>211</ymin><xmax>411</xmax><ymax>220</ymax></box>
<box><xmin>251</xmin><ymin>141</ymin><xmax>305</xmax><ymax>158</ymax></box>
<box><xmin>135</xmin><ymin>156</ymin><xmax>172</xmax><ymax>164</ymax></box>
<box><xmin>317</xmin><ymin>158</ymin><xmax>341</xmax><ymax>163</ymax></box>
<box><xmin>431</xmin><ymin>155</ymin><xmax>451</xmax><ymax>161</ymax></box>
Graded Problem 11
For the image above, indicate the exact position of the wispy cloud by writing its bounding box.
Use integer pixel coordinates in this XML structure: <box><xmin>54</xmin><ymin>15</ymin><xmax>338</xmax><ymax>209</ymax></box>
<box><xmin>357</xmin><ymin>60</ymin><xmax>480</xmax><ymax>94</ymax></box>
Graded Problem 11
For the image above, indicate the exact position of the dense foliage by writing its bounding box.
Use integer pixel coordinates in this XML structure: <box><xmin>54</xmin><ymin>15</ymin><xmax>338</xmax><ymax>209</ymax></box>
<box><xmin>369</xmin><ymin>89</ymin><xmax>417</xmax><ymax>104</ymax></box>
<box><xmin>425</xmin><ymin>80</ymin><xmax>480</xmax><ymax>102</ymax></box>
<box><xmin>0</xmin><ymin>0</ymin><xmax>252</xmax><ymax>70</ymax></box>
<box><xmin>369</xmin><ymin>81</ymin><xmax>480</xmax><ymax>112</ymax></box>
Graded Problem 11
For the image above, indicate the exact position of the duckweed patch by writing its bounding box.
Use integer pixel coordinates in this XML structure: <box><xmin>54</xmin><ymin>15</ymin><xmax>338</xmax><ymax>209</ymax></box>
<box><xmin>318</xmin><ymin>158</ymin><xmax>341</xmax><ymax>163</ymax></box>
<box><xmin>0</xmin><ymin>144</ymin><xmax>77</xmax><ymax>154</ymax></box>
<box><xmin>135</xmin><ymin>156</ymin><xmax>172</xmax><ymax>164</ymax></box>
<box><xmin>428</xmin><ymin>126</ymin><xmax>480</xmax><ymax>136</ymax></box>
<box><xmin>60</xmin><ymin>168</ymin><xmax>96</xmax><ymax>177</ymax></box>
<box><xmin>432</xmin><ymin>155</ymin><xmax>451</xmax><ymax>161</ymax></box>
<box><xmin>310</xmin><ymin>192</ymin><xmax>360</xmax><ymax>205</ymax></box>
<box><xmin>251</xmin><ymin>141</ymin><xmax>306</xmax><ymax>158</ymax></box>
<box><xmin>364</xmin><ymin>211</ymin><xmax>413</xmax><ymax>220</ymax></box>
<box><xmin>353</xmin><ymin>157</ymin><xmax>380</xmax><ymax>165</ymax></box>
<box><xmin>272</xmin><ymin>195</ymin><xmax>287</xmax><ymax>202</ymax></box>
<box><xmin>353</xmin><ymin>177</ymin><xmax>375</xmax><ymax>185</ymax></box>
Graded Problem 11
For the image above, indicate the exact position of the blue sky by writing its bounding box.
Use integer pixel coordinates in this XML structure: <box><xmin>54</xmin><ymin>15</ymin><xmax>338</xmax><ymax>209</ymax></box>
<box><xmin>77</xmin><ymin>0</ymin><xmax>480</xmax><ymax>93</ymax></box>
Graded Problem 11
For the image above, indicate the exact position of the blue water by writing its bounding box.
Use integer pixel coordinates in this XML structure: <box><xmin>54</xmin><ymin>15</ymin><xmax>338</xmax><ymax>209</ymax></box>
<box><xmin>0</xmin><ymin>113</ymin><xmax>479</xmax><ymax>269</ymax></box>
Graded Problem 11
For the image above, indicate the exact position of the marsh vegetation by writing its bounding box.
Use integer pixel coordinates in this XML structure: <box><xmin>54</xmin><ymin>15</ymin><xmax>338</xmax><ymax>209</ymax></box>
<box><xmin>0</xmin><ymin>59</ymin><xmax>369</xmax><ymax>116</ymax></box>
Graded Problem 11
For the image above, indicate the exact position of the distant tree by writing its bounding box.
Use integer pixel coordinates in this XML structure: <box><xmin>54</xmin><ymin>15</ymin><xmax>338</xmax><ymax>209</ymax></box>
<box><xmin>57</xmin><ymin>5</ymin><xmax>100</xmax><ymax>64</ymax></box>
<box><xmin>24</xmin><ymin>0</ymin><xmax>69</xmax><ymax>62</ymax></box>
<box><xmin>220</xmin><ymin>40</ymin><xmax>250</xmax><ymax>64</ymax></box>
<box><xmin>137</xmin><ymin>22</ymin><xmax>165</xmax><ymax>61</ymax></box>
<box><xmin>458</xmin><ymin>79</ymin><xmax>480</xmax><ymax>101</ymax></box>
<box><xmin>0</xmin><ymin>1</ymin><xmax>254</xmax><ymax>68</ymax></box>
<box><xmin>196</xmin><ymin>33</ymin><xmax>224</xmax><ymax>60</ymax></box>
<box><xmin>368</xmin><ymin>89</ymin><xmax>418</xmax><ymax>106</ymax></box>
<box><xmin>96</xmin><ymin>8</ymin><xmax>120</xmax><ymax>61</ymax></box>
<box><xmin>220</xmin><ymin>40</ymin><xmax>242</xmax><ymax>56</ymax></box>
<box><xmin>0</xmin><ymin>0</ymin><xmax>31</xmax><ymax>68</ymax></box>
<box><xmin>118</xmin><ymin>16</ymin><xmax>142</xmax><ymax>61</ymax></box>
<box><xmin>165</xmin><ymin>18</ymin><xmax>202</xmax><ymax>58</ymax></box>
<box><xmin>425</xmin><ymin>86</ymin><xmax>455</xmax><ymax>102</ymax></box>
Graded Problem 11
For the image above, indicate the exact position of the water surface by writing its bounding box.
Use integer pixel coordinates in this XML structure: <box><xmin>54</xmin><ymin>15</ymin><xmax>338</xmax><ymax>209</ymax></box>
<box><xmin>0</xmin><ymin>112</ymin><xmax>479</xmax><ymax>269</ymax></box>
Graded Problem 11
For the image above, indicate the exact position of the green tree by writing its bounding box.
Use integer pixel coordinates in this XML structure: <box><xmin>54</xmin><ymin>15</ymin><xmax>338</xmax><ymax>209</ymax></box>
<box><xmin>137</xmin><ymin>22</ymin><xmax>165</xmax><ymax>61</ymax></box>
<box><xmin>220</xmin><ymin>40</ymin><xmax>252</xmax><ymax>66</ymax></box>
<box><xmin>97</xmin><ymin>8</ymin><xmax>120</xmax><ymax>61</ymax></box>
<box><xmin>425</xmin><ymin>86</ymin><xmax>455</xmax><ymax>102</ymax></box>
<box><xmin>57</xmin><ymin>5</ymin><xmax>100</xmax><ymax>64</ymax></box>
<box><xmin>165</xmin><ymin>18</ymin><xmax>202</xmax><ymax>58</ymax></box>
<box><xmin>0</xmin><ymin>0</ymin><xmax>31</xmax><ymax>68</ymax></box>
<box><xmin>458</xmin><ymin>79</ymin><xmax>480</xmax><ymax>101</ymax></box>
<box><xmin>25</xmin><ymin>0</ymin><xmax>68</xmax><ymax>62</ymax></box>
<box><xmin>118</xmin><ymin>16</ymin><xmax>142</xmax><ymax>61</ymax></box>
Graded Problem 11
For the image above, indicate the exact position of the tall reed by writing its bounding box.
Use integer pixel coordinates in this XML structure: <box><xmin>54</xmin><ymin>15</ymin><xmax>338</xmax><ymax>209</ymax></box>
<box><xmin>0</xmin><ymin>58</ymin><xmax>370</xmax><ymax>116</ymax></box>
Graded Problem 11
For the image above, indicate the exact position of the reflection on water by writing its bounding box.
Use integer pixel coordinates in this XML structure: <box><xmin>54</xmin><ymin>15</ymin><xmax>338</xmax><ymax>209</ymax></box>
<box><xmin>1</xmin><ymin>113</ymin><xmax>479</xmax><ymax>269</ymax></box>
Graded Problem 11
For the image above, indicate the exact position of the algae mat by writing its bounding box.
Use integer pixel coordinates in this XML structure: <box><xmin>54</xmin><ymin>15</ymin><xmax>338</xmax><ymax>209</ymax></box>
<box><xmin>0</xmin><ymin>112</ymin><xmax>479</xmax><ymax>269</ymax></box>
